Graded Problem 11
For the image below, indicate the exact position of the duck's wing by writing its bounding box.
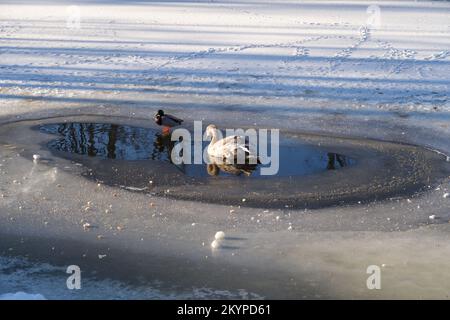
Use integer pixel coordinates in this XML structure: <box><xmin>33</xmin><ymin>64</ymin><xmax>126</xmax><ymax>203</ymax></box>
<box><xmin>161</xmin><ymin>114</ymin><xmax>183</xmax><ymax>127</ymax></box>
<box><xmin>211</xmin><ymin>135</ymin><xmax>257</xmax><ymax>159</ymax></box>
<box><xmin>166</xmin><ymin>114</ymin><xmax>184</xmax><ymax>124</ymax></box>
<box><xmin>225</xmin><ymin>135</ymin><xmax>259</xmax><ymax>156</ymax></box>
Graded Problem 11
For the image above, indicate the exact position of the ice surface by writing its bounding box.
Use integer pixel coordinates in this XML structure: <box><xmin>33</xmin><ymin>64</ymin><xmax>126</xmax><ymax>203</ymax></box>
<box><xmin>0</xmin><ymin>255</ymin><xmax>262</xmax><ymax>299</ymax></box>
<box><xmin>0</xmin><ymin>0</ymin><xmax>450</xmax><ymax>299</ymax></box>
<box><xmin>0</xmin><ymin>292</ymin><xmax>46</xmax><ymax>300</ymax></box>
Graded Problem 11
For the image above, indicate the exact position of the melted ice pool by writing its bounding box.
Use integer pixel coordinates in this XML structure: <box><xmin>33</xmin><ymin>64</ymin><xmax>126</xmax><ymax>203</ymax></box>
<box><xmin>39</xmin><ymin>122</ymin><xmax>355</xmax><ymax>178</ymax></box>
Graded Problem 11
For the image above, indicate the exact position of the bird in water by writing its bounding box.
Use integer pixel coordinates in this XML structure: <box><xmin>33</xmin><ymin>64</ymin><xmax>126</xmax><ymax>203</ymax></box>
<box><xmin>154</xmin><ymin>109</ymin><xmax>183</xmax><ymax>134</ymax></box>
<box><xmin>207</xmin><ymin>162</ymin><xmax>258</xmax><ymax>177</ymax></box>
<box><xmin>205</xmin><ymin>124</ymin><xmax>259</xmax><ymax>165</ymax></box>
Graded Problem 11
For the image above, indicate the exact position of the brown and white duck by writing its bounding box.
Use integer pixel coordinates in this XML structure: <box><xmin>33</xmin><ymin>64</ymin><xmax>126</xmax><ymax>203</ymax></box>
<box><xmin>205</xmin><ymin>124</ymin><xmax>259</xmax><ymax>164</ymax></box>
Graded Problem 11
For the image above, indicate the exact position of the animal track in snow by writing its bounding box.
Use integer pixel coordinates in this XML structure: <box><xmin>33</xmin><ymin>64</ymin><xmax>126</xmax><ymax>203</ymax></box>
<box><xmin>424</xmin><ymin>51</ymin><xmax>449</xmax><ymax>61</ymax></box>
<box><xmin>322</xmin><ymin>26</ymin><xmax>371</xmax><ymax>74</ymax></box>
<box><xmin>376</xmin><ymin>40</ymin><xmax>417</xmax><ymax>75</ymax></box>
<box><xmin>293</xmin><ymin>47</ymin><xmax>309</xmax><ymax>57</ymax></box>
<box><xmin>157</xmin><ymin>35</ymin><xmax>331</xmax><ymax>70</ymax></box>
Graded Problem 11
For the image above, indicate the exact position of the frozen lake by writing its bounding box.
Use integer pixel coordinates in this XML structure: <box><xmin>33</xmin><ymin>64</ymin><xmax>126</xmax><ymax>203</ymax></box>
<box><xmin>0</xmin><ymin>0</ymin><xmax>450</xmax><ymax>299</ymax></box>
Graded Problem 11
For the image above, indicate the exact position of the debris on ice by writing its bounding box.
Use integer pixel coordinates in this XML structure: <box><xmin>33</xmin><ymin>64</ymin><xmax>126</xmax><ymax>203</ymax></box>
<box><xmin>215</xmin><ymin>231</ymin><xmax>225</xmax><ymax>240</ymax></box>
<box><xmin>211</xmin><ymin>240</ymin><xmax>220</xmax><ymax>249</ymax></box>
<box><xmin>83</xmin><ymin>222</ymin><xmax>92</xmax><ymax>230</ymax></box>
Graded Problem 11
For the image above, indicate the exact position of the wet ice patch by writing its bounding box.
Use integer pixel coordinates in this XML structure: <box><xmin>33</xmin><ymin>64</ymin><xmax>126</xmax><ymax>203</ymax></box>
<box><xmin>2</xmin><ymin>116</ymin><xmax>449</xmax><ymax>209</ymax></box>
<box><xmin>0</xmin><ymin>256</ymin><xmax>262</xmax><ymax>299</ymax></box>
<box><xmin>0</xmin><ymin>292</ymin><xmax>46</xmax><ymax>300</ymax></box>
<box><xmin>38</xmin><ymin>122</ymin><xmax>355</xmax><ymax>179</ymax></box>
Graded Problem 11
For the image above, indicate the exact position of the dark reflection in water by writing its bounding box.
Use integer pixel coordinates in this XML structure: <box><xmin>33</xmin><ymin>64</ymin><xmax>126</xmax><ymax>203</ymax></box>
<box><xmin>207</xmin><ymin>163</ymin><xmax>259</xmax><ymax>177</ymax></box>
<box><xmin>41</xmin><ymin>123</ymin><xmax>171</xmax><ymax>161</ymax></box>
<box><xmin>40</xmin><ymin>123</ymin><xmax>355</xmax><ymax>178</ymax></box>
<box><xmin>327</xmin><ymin>153</ymin><xmax>349</xmax><ymax>170</ymax></box>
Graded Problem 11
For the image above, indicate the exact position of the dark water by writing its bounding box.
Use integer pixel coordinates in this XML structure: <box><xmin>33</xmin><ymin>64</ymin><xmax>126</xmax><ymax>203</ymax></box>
<box><xmin>39</xmin><ymin>122</ymin><xmax>355</xmax><ymax>178</ymax></box>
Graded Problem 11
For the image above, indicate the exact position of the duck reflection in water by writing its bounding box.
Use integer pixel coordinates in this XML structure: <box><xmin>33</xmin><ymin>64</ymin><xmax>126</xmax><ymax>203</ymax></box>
<box><xmin>152</xmin><ymin>132</ymin><xmax>190</xmax><ymax>173</ymax></box>
<box><xmin>327</xmin><ymin>153</ymin><xmax>348</xmax><ymax>170</ymax></box>
<box><xmin>207</xmin><ymin>162</ymin><xmax>259</xmax><ymax>177</ymax></box>
<box><xmin>151</xmin><ymin>132</ymin><xmax>175</xmax><ymax>161</ymax></box>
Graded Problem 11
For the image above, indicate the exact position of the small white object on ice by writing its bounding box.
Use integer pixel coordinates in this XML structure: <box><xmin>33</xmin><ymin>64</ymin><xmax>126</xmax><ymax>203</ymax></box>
<box><xmin>83</xmin><ymin>222</ymin><xmax>92</xmax><ymax>230</ymax></box>
<box><xmin>242</xmin><ymin>198</ymin><xmax>246</xmax><ymax>202</ymax></box>
<box><xmin>98</xmin><ymin>254</ymin><xmax>107</xmax><ymax>259</ymax></box>
<box><xmin>32</xmin><ymin>154</ymin><xmax>41</xmax><ymax>161</ymax></box>
<box><xmin>288</xmin><ymin>225</ymin><xmax>293</xmax><ymax>231</ymax></box>
<box><xmin>443</xmin><ymin>193</ymin><xmax>449</xmax><ymax>198</ymax></box>
<box><xmin>211</xmin><ymin>240</ymin><xmax>220</xmax><ymax>249</ymax></box>
<box><xmin>429</xmin><ymin>215</ymin><xmax>436</xmax><ymax>220</ymax></box>
<box><xmin>215</xmin><ymin>231</ymin><xmax>225</xmax><ymax>240</ymax></box>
